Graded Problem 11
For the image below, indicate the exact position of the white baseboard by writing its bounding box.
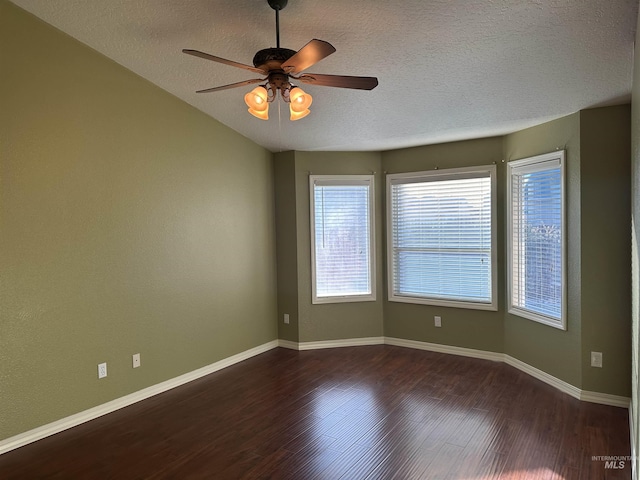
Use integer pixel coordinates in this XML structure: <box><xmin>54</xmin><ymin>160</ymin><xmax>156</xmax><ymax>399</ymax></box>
<box><xmin>296</xmin><ymin>336</ymin><xmax>384</xmax><ymax>351</ymax></box>
<box><xmin>278</xmin><ymin>339</ymin><xmax>300</xmax><ymax>350</ymax></box>
<box><xmin>504</xmin><ymin>356</ymin><xmax>631</xmax><ymax>408</ymax></box>
<box><xmin>579</xmin><ymin>390</ymin><xmax>632</xmax><ymax>409</ymax></box>
<box><xmin>385</xmin><ymin>336</ymin><xmax>504</xmax><ymax>362</ymax></box>
<box><xmin>0</xmin><ymin>340</ymin><xmax>279</xmax><ymax>456</ymax></box>
<box><xmin>503</xmin><ymin>354</ymin><xmax>582</xmax><ymax>400</ymax></box>
<box><xmin>279</xmin><ymin>337</ymin><xmax>385</xmax><ymax>351</ymax></box>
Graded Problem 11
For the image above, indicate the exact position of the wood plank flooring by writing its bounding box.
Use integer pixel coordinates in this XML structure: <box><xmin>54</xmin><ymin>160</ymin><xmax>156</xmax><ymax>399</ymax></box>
<box><xmin>0</xmin><ymin>346</ymin><xmax>631</xmax><ymax>479</ymax></box>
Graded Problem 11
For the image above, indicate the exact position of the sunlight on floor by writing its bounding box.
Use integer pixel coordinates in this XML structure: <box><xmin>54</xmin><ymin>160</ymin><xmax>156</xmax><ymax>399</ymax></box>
<box><xmin>462</xmin><ymin>468</ymin><xmax>565</xmax><ymax>480</ymax></box>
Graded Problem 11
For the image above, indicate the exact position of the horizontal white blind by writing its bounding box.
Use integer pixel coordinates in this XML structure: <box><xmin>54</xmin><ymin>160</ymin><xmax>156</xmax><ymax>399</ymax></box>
<box><xmin>511</xmin><ymin>164</ymin><xmax>562</xmax><ymax>320</ymax></box>
<box><xmin>313</xmin><ymin>181</ymin><xmax>372</xmax><ymax>298</ymax></box>
<box><xmin>390</xmin><ymin>172</ymin><xmax>493</xmax><ymax>303</ymax></box>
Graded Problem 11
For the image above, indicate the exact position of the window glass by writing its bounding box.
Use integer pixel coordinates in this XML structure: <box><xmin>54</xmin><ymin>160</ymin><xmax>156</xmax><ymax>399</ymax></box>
<box><xmin>508</xmin><ymin>151</ymin><xmax>566</xmax><ymax>329</ymax></box>
<box><xmin>311</xmin><ymin>176</ymin><xmax>375</xmax><ymax>304</ymax></box>
<box><xmin>387</xmin><ymin>166</ymin><xmax>497</xmax><ymax>310</ymax></box>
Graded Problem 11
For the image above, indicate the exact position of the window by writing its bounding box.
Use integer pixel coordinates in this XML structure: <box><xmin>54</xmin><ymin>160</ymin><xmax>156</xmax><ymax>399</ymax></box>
<box><xmin>507</xmin><ymin>151</ymin><xmax>566</xmax><ymax>330</ymax></box>
<box><xmin>310</xmin><ymin>175</ymin><xmax>375</xmax><ymax>304</ymax></box>
<box><xmin>387</xmin><ymin>165</ymin><xmax>497</xmax><ymax>310</ymax></box>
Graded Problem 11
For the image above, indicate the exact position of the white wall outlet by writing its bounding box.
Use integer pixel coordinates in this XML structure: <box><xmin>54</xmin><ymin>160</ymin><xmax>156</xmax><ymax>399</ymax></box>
<box><xmin>132</xmin><ymin>353</ymin><xmax>141</xmax><ymax>368</ymax></box>
<box><xmin>98</xmin><ymin>362</ymin><xmax>107</xmax><ymax>379</ymax></box>
<box><xmin>284</xmin><ymin>313</ymin><xmax>290</xmax><ymax>324</ymax></box>
<box><xmin>591</xmin><ymin>351</ymin><xmax>603</xmax><ymax>368</ymax></box>
<box><xmin>434</xmin><ymin>316</ymin><xmax>442</xmax><ymax>327</ymax></box>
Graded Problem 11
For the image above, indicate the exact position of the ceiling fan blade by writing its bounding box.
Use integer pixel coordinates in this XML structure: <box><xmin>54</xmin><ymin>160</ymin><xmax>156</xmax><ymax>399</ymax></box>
<box><xmin>195</xmin><ymin>78</ymin><xmax>264</xmax><ymax>94</ymax></box>
<box><xmin>297</xmin><ymin>73</ymin><xmax>379</xmax><ymax>90</ymax></box>
<box><xmin>281</xmin><ymin>39</ymin><xmax>336</xmax><ymax>74</ymax></box>
<box><xmin>183</xmin><ymin>49</ymin><xmax>266</xmax><ymax>74</ymax></box>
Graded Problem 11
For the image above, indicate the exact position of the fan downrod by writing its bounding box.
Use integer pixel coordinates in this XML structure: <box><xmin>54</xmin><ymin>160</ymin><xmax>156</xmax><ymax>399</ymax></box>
<box><xmin>268</xmin><ymin>0</ymin><xmax>288</xmax><ymax>10</ymax></box>
<box><xmin>268</xmin><ymin>0</ymin><xmax>288</xmax><ymax>48</ymax></box>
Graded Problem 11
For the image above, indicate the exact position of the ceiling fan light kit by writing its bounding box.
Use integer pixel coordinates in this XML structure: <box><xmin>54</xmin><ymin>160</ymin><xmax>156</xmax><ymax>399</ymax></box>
<box><xmin>183</xmin><ymin>0</ymin><xmax>378</xmax><ymax>121</ymax></box>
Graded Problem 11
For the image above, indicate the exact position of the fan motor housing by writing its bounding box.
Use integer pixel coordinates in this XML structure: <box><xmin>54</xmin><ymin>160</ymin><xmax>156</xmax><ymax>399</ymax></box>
<box><xmin>267</xmin><ymin>72</ymin><xmax>290</xmax><ymax>91</ymax></box>
<box><xmin>253</xmin><ymin>47</ymin><xmax>297</xmax><ymax>70</ymax></box>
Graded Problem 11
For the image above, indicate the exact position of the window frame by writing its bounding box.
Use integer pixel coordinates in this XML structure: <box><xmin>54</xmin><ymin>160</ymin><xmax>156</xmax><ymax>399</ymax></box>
<box><xmin>386</xmin><ymin>165</ymin><xmax>498</xmax><ymax>311</ymax></box>
<box><xmin>507</xmin><ymin>150</ymin><xmax>567</xmax><ymax>330</ymax></box>
<box><xmin>310</xmin><ymin>174</ymin><xmax>376</xmax><ymax>305</ymax></box>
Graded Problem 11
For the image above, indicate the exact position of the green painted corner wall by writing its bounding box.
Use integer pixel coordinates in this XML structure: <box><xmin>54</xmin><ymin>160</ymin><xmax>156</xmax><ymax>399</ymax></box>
<box><xmin>501</xmin><ymin>108</ymin><xmax>632</xmax><ymax>396</ymax></box>
<box><xmin>293</xmin><ymin>151</ymin><xmax>384</xmax><ymax>343</ymax></box>
<box><xmin>381</xmin><ymin>137</ymin><xmax>505</xmax><ymax>353</ymax></box>
<box><xmin>274</xmin><ymin>151</ymin><xmax>299</xmax><ymax>342</ymax></box>
<box><xmin>580</xmin><ymin>106</ymin><xmax>631</xmax><ymax>396</ymax></box>
<box><xmin>502</xmin><ymin>113</ymin><xmax>582</xmax><ymax>388</ymax></box>
<box><xmin>0</xmin><ymin>1</ymin><xmax>277</xmax><ymax>441</ymax></box>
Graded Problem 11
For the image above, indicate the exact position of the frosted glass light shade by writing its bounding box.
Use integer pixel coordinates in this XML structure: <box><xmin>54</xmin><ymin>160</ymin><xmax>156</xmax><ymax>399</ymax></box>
<box><xmin>289</xmin><ymin>87</ymin><xmax>312</xmax><ymax>112</ymax></box>
<box><xmin>290</xmin><ymin>108</ymin><xmax>310</xmax><ymax>121</ymax></box>
<box><xmin>244</xmin><ymin>86</ymin><xmax>269</xmax><ymax>120</ymax></box>
<box><xmin>248</xmin><ymin>107</ymin><xmax>269</xmax><ymax>120</ymax></box>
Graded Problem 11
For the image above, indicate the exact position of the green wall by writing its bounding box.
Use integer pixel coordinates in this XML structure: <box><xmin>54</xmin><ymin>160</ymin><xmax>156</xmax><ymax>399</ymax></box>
<box><xmin>503</xmin><ymin>114</ymin><xmax>583</xmax><ymax>388</ymax></box>
<box><xmin>0</xmin><ymin>1</ymin><xmax>277</xmax><ymax>441</ymax></box>
<box><xmin>274</xmin><ymin>151</ymin><xmax>299</xmax><ymax>342</ymax></box>
<box><xmin>580</xmin><ymin>106</ymin><xmax>631</xmax><ymax>395</ymax></box>
<box><xmin>503</xmin><ymin>108</ymin><xmax>632</xmax><ymax>396</ymax></box>
<box><xmin>381</xmin><ymin>137</ymin><xmax>505</xmax><ymax>353</ymax></box>
<box><xmin>273</xmin><ymin>151</ymin><xmax>385</xmax><ymax>343</ymax></box>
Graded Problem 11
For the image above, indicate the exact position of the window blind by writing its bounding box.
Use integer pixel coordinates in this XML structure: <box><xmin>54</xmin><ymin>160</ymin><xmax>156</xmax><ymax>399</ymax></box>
<box><xmin>311</xmin><ymin>177</ymin><xmax>374</xmax><ymax>302</ymax></box>
<box><xmin>510</xmin><ymin>159</ymin><xmax>563</xmax><ymax>322</ymax></box>
<box><xmin>389</xmin><ymin>168</ymin><xmax>494</xmax><ymax>307</ymax></box>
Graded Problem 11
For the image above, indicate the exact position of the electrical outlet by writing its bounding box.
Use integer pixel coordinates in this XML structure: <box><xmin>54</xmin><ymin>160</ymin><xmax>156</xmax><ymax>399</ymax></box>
<box><xmin>98</xmin><ymin>362</ymin><xmax>107</xmax><ymax>379</ymax></box>
<box><xmin>591</xmin><ymin>351</ymin><xmax>603</xmax><ymax>368</ymax></box>
<box><xmin>434</xmin><ymin>316</ymin><xmax>442</xmax><ymax>327</ymax></box>
<box><xmin>132</xmin><ymin>353</ymin><xmax>141</xmax><ymax>368</ymax></box>
<box><xmin>284</xmin><ymin>313</ymin><xmax>290</xmax><ymax>324</ymax></box>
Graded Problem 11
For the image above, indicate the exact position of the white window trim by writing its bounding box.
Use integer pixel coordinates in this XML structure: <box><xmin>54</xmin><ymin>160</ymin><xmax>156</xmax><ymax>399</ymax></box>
<box><xmin>386</xmin><ymin>165</ymin><xmax>498</xmax><ymax>311</ymax></box>
<box><xmin>310</xmin><ymin>175</ymin><xmax>376</xmax><ymax>304</ymax></box>
<box><xmin>507</xmin><ymin>150</ymin><xmax>567</xmax><ymax>330</ymax></box>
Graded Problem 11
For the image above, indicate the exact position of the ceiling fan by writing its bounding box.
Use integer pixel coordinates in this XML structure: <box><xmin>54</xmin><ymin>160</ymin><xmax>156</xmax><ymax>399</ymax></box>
<box><xmin>182</xmin><ymin>0</ymin><xmax>378</xmax><ymax>121</ymax></box>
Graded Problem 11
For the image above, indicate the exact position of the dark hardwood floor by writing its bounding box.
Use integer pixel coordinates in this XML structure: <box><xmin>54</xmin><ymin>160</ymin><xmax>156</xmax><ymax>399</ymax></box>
<box><xmin>0</xmin><ymin>346</ymin><xmax>631</xmax><ymax>479</ymax></box>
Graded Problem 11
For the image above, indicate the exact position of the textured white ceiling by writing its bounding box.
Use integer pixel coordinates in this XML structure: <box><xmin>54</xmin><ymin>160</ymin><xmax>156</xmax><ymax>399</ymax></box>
<box><xmin>9</xmin><ymin>0</ymin><xmax>638</xmax><ymax>152</ymax></box>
